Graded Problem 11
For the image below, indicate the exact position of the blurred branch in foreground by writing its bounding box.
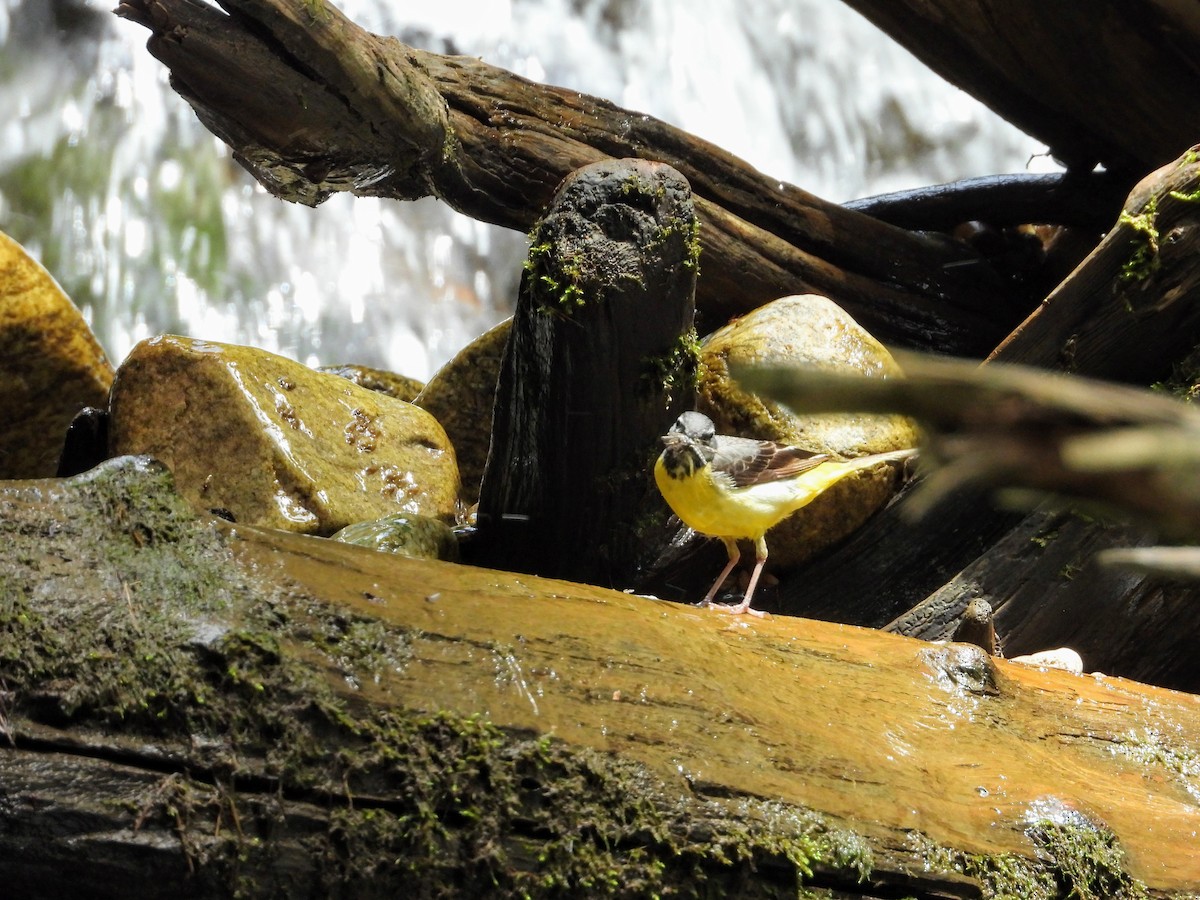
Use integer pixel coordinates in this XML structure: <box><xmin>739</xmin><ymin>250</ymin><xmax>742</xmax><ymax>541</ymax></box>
<box><xmin>737</xmin><ymin>353</ymin><xmax>1200</xmax><ymax>541</ymax></box>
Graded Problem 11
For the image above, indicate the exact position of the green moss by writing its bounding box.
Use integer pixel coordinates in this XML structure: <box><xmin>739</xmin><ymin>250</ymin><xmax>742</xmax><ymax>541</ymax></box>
<box><xmin>1117</xmin><ymin>198</ymin><xmax>1160</xmax><ymax>284</ymax></box>
<box><xmin>0</xmin><ymin>458</ymin><xmax>236</xmax><ymax>731</ymax></box>
<box><xmin>910</xmin><ymin>804</ymin><xmax>1148</xmax><ymax>900</ymax></box>
<box><xmin>641</xmin><ymin>327</ymin><xmax>701</xmax><ymax>406</ymax></box>
<box><xmin>1028</xmin><ymin>815</ymin><xmax>1147</xmax><ymax>900</ymax></box>
<box><xmin>301</xmin><ymin>0</ymin><xmax>330</xmax><ymax>22</ymax></box>
<box><xmin>1151</xmin><ymin>342</ymin><xmax>1200</xmax><ymax>402</ymax></box>
<box><xmin>963</xmin><ymin>852</ymin><xmax>1057</xmax><ymax>899</ymax></box>
<box><xmin>620</xmin><ymin>172</ymin><xmax>668</xmax><ymax>202</ymax></box>
<box><xmin>524</xmin><ymin>235</ymin><xmax>589</xmax><ymax>316</ymax></box>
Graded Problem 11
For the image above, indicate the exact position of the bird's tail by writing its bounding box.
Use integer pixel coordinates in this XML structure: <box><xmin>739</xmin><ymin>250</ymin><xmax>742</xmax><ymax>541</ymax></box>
<box><xmin>783</xmin><ymin>446</ymin><xmax>918</xmax><ymax>513</ymax></box>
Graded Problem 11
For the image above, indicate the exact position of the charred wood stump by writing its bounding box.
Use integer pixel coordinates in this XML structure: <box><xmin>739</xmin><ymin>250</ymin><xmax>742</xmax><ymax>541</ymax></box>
<box><xmin>467</xmin><ymin>159</ymin><xmax>696</xmax><ymax>586</ymax></box>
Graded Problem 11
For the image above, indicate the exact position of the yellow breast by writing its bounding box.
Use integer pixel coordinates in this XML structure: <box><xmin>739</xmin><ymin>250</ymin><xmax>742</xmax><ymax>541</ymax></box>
<box><xmin>654</xmin><ymin>454</ymin><xmax>855</xmax><ymax>541</ymax></box>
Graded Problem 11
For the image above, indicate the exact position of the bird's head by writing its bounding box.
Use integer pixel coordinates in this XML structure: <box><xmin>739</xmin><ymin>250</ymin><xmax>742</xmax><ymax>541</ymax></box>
<box><xmin>659</xmin><ymin>411</ymin><xmax>716</xmax><ymax>477</ymax></box>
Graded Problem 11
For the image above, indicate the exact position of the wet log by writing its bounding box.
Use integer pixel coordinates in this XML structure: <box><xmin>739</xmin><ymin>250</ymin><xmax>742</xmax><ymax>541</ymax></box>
<box><xmin>467</xmin><ymin>158</ymin><xmax>696</xmax><ymax>586</ymax></box>
<box><xmin>114</xmin><ymin>0</ymin><xmax>1023</xmax><ymax>354</ymax></box>
<box><xmin>840</xmin><ymin>0</ymin><xmax>1200</xmax><ymax>176</ymax></box>
<box><xmin>3</xmin><ymin>457</ymin><xmax>1200</xmax><ymax>897</ymax></box>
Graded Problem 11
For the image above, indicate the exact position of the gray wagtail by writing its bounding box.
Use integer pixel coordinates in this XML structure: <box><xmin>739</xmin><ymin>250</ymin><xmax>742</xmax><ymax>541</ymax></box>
<box><xmin>654</xmin><ymin>411</ymin><xmax>915</xmax><ymax>616</ymax></box>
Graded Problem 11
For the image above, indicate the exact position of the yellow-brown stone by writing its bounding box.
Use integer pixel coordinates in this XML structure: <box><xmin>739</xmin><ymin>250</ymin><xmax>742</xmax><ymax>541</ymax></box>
<box><xmin>0</xmin><ymin>230</ymin><xmax>114</xmax><ymax>478</ymax></box>
<box><xmin>698</xmin><ymin>293</ymin><xmax>917</xmax><ymax>568</ymax></box>
<box><xmin>109</xmin><ymin>335</ymin><xmax>459</xmax><ymax>534</ymax></box>
<box><xmin>318</xmin><ymin>363</ymin><xmax>425</xmax><ymax>402</ymax></box>
<box><xmin>415</xmin><ymin>318</ymin><xmax>510</xmax><ymax>504</ymax></box>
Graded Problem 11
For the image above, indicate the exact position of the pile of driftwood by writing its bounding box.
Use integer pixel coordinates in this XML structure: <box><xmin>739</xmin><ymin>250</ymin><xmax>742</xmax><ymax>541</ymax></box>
<box><xmin>5</xmin><ymin>1</ymin><xmax>1200</xmax><ymax>896</ymax></box>
<box><xmin>117</xmin><ymin>0</ymin><xmax>1200</xmax><ymax>688</ymax></box>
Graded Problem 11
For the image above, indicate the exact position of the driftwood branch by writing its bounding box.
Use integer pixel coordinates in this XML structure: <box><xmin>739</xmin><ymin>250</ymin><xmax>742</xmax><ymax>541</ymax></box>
<box><xmin>113</xmin><ymin>0</ymin><xmax>1046</xmax><ymax>354</ymax></box>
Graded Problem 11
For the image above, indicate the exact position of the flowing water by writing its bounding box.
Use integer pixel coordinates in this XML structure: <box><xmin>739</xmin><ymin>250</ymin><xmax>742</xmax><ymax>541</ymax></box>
<box><xmin>0</xmin><ymin>0</ymin><xmax>1053</xmax><ymax>380</ymax></box>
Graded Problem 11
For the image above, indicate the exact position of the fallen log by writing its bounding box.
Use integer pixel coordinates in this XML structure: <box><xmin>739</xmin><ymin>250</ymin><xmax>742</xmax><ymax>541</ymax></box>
<box><xmin>2</xmin><ymin>457</ymin><xmax>1199</xmax><ymax>897</ymax></box>
<box><xmin>114</xmin><ymin>0</ymin><xmax>1028</xmax><ymax>354</ymax></box>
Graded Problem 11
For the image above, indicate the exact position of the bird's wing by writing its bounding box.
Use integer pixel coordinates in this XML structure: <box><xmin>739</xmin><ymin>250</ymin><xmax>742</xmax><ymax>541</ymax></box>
<box><xmin>712</xmin><ymin>435</ymin><xmax>831</xmax><ymax>488</ymax></box>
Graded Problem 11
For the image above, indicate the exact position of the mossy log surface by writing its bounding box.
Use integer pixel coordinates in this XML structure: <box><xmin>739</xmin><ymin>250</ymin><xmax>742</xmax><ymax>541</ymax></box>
<box><xmin>114</xmin><ymin>0</ymin><xmax>1022</xmax><ymax>354</ymax></box>
<box><xmin>1</xmin><ymin>457</ymin><xmax>1197</xmax><ymax>898</ymax></box>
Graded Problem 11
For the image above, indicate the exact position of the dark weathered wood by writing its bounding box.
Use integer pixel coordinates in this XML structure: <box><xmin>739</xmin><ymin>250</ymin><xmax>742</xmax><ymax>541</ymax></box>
<box><xmin>990</xmin><ymin>147</ymin><xmax>1200</xmax><ymax>381</ymax></box>
<box><xmin>114</xmin><ymin>0</ymin><xmax>1025</xmax><ymax>354</ymax></box>
<box><xmin>467</xmin><ymin>159</ymin><xmax>696</xmax><ymax>585</ymax></box>
<box><xmin>771</xmin><ymin>485</ymin><xmax>1025</xmax><ymax>627</ymax></box>
<box><xmin>884</xmin><ymin>506</ymin><xmax>1200</xmax><ymax>690</ymax></box>
<box><xmin>845</xmin><ymin>171</ymin><xmax>1129</xmax><ymax>233</ymax></box>
<box><xmin>840</xmin><ymin>0</ymin><xmax>1200</xmax><ymax>175</ymax></box>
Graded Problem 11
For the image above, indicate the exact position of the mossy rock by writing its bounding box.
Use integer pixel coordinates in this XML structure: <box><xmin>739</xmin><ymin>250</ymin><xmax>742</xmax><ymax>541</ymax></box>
<box><xmin>698</xmin><ymin>293</ymin><xmax>917</xmax><ymax>569</ymax></box>
<box><xmin>0</xmin><ymin>229</ymin><xmax>114</xmax><ymax>478</ymax></box>
<box><xmin>109</xmin><ymin>335</ymin><xmax>460</xmax><ymax>534</ymax></box>
<box><xmin>330</xmin><ymin>512</ymin><xmax>460</xmax><ymax>562</ymax></box>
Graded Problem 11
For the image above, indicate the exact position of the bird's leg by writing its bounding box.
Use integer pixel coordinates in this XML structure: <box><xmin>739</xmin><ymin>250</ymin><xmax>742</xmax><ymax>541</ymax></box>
<box><xmin>699</xmin><ymin>537</ymin><xmax>741</xmax><ymax>606</ymax></box>
<box><xmin>721</xmin><ymin>536</ymin><xmax>768</xmax><ymax>617</ymax></box>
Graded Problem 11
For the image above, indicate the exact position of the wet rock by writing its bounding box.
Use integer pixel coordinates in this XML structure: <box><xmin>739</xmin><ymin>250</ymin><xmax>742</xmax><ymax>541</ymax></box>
<box><xmin>1010</xmin><ymin>647</ymin><xmax>1085</xmax><ymax>674</ymax></box>
<box><xmin>318</xmin><ymin>363</ymin><xmax>425</xmax><ymax>402</ymax></box>
<box><xmin>0</xmin><ymin>230</ymin><xmax>114</xmax><ymax>478</ymax></box>
<box><xmin>697</xmin><ymin>293</ymin><xmax>917</xmax><ymax>568</ymax></box>
<box><xmin>951</xmin><ymin>597</ymin><xmax>1002</xmax><ymax>656</ymax></box>
<box><xmin>330</xmin><ymin>512</ymin><xmax>459</xmax><ymax>562</ymax></box>
<box><xmin>109</xmin><ymin>335</ymin><xmax>459</xmax><ymax>534</ymax></box>
<box><xmin>414</xmin><ymin>318</ymin><xmax>510</xmax><ymax>504</ymax></box>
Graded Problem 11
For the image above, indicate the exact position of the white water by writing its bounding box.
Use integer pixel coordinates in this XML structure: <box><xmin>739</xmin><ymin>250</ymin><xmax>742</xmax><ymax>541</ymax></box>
<box><xmin>0</xmin><ymin>0</ymin><xmax>1053</xmax><ymax>379</ymax></box>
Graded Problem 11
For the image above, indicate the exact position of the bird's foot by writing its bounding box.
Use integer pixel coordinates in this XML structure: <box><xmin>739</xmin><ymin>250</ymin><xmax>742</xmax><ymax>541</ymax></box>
<box><xmin>696</xmin><ymin>599</ymin><xmax>766</xmax><ymax>618</ymax></box>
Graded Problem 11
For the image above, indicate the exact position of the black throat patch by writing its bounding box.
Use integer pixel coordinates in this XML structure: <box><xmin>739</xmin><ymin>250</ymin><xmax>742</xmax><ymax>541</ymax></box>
<box><xmin>662</xmin><ymin>444</ymin><xmax>704</xmax><ymax>480</ymax></box>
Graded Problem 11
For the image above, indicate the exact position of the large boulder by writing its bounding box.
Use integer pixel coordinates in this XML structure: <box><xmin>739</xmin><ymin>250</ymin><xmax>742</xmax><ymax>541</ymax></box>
<box><xmin>697</xmin><ymin>293</ymin><xmax>917</xmax><ymax>568</ymax></box>
<box><xmin>109</xmin><ymin>335</ymin><xmax>459</xmax><ymax>534</ymax></box>
<box><xmin>0</xmin><ymin>230</ymin><xmax>114</xmax><ymax>478</ymax></box>
<box><xmin>414</xmin><ymin>318</ymin><xmax>510</xmax><ymax>505</ymax></box>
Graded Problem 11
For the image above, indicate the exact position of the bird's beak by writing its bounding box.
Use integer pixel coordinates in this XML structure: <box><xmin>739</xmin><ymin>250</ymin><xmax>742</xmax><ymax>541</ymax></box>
<box><xmin>661</xmin><ymin>432</ymin><xmax>685</xmax><ymax>448</ymax></box>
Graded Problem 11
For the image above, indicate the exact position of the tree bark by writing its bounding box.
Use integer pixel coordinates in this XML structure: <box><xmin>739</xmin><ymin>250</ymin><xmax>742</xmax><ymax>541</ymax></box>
<box><xmin>2</xmin><ymin>457</ymin><xmax>1198</xmax><ymax>897</ymax></box>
